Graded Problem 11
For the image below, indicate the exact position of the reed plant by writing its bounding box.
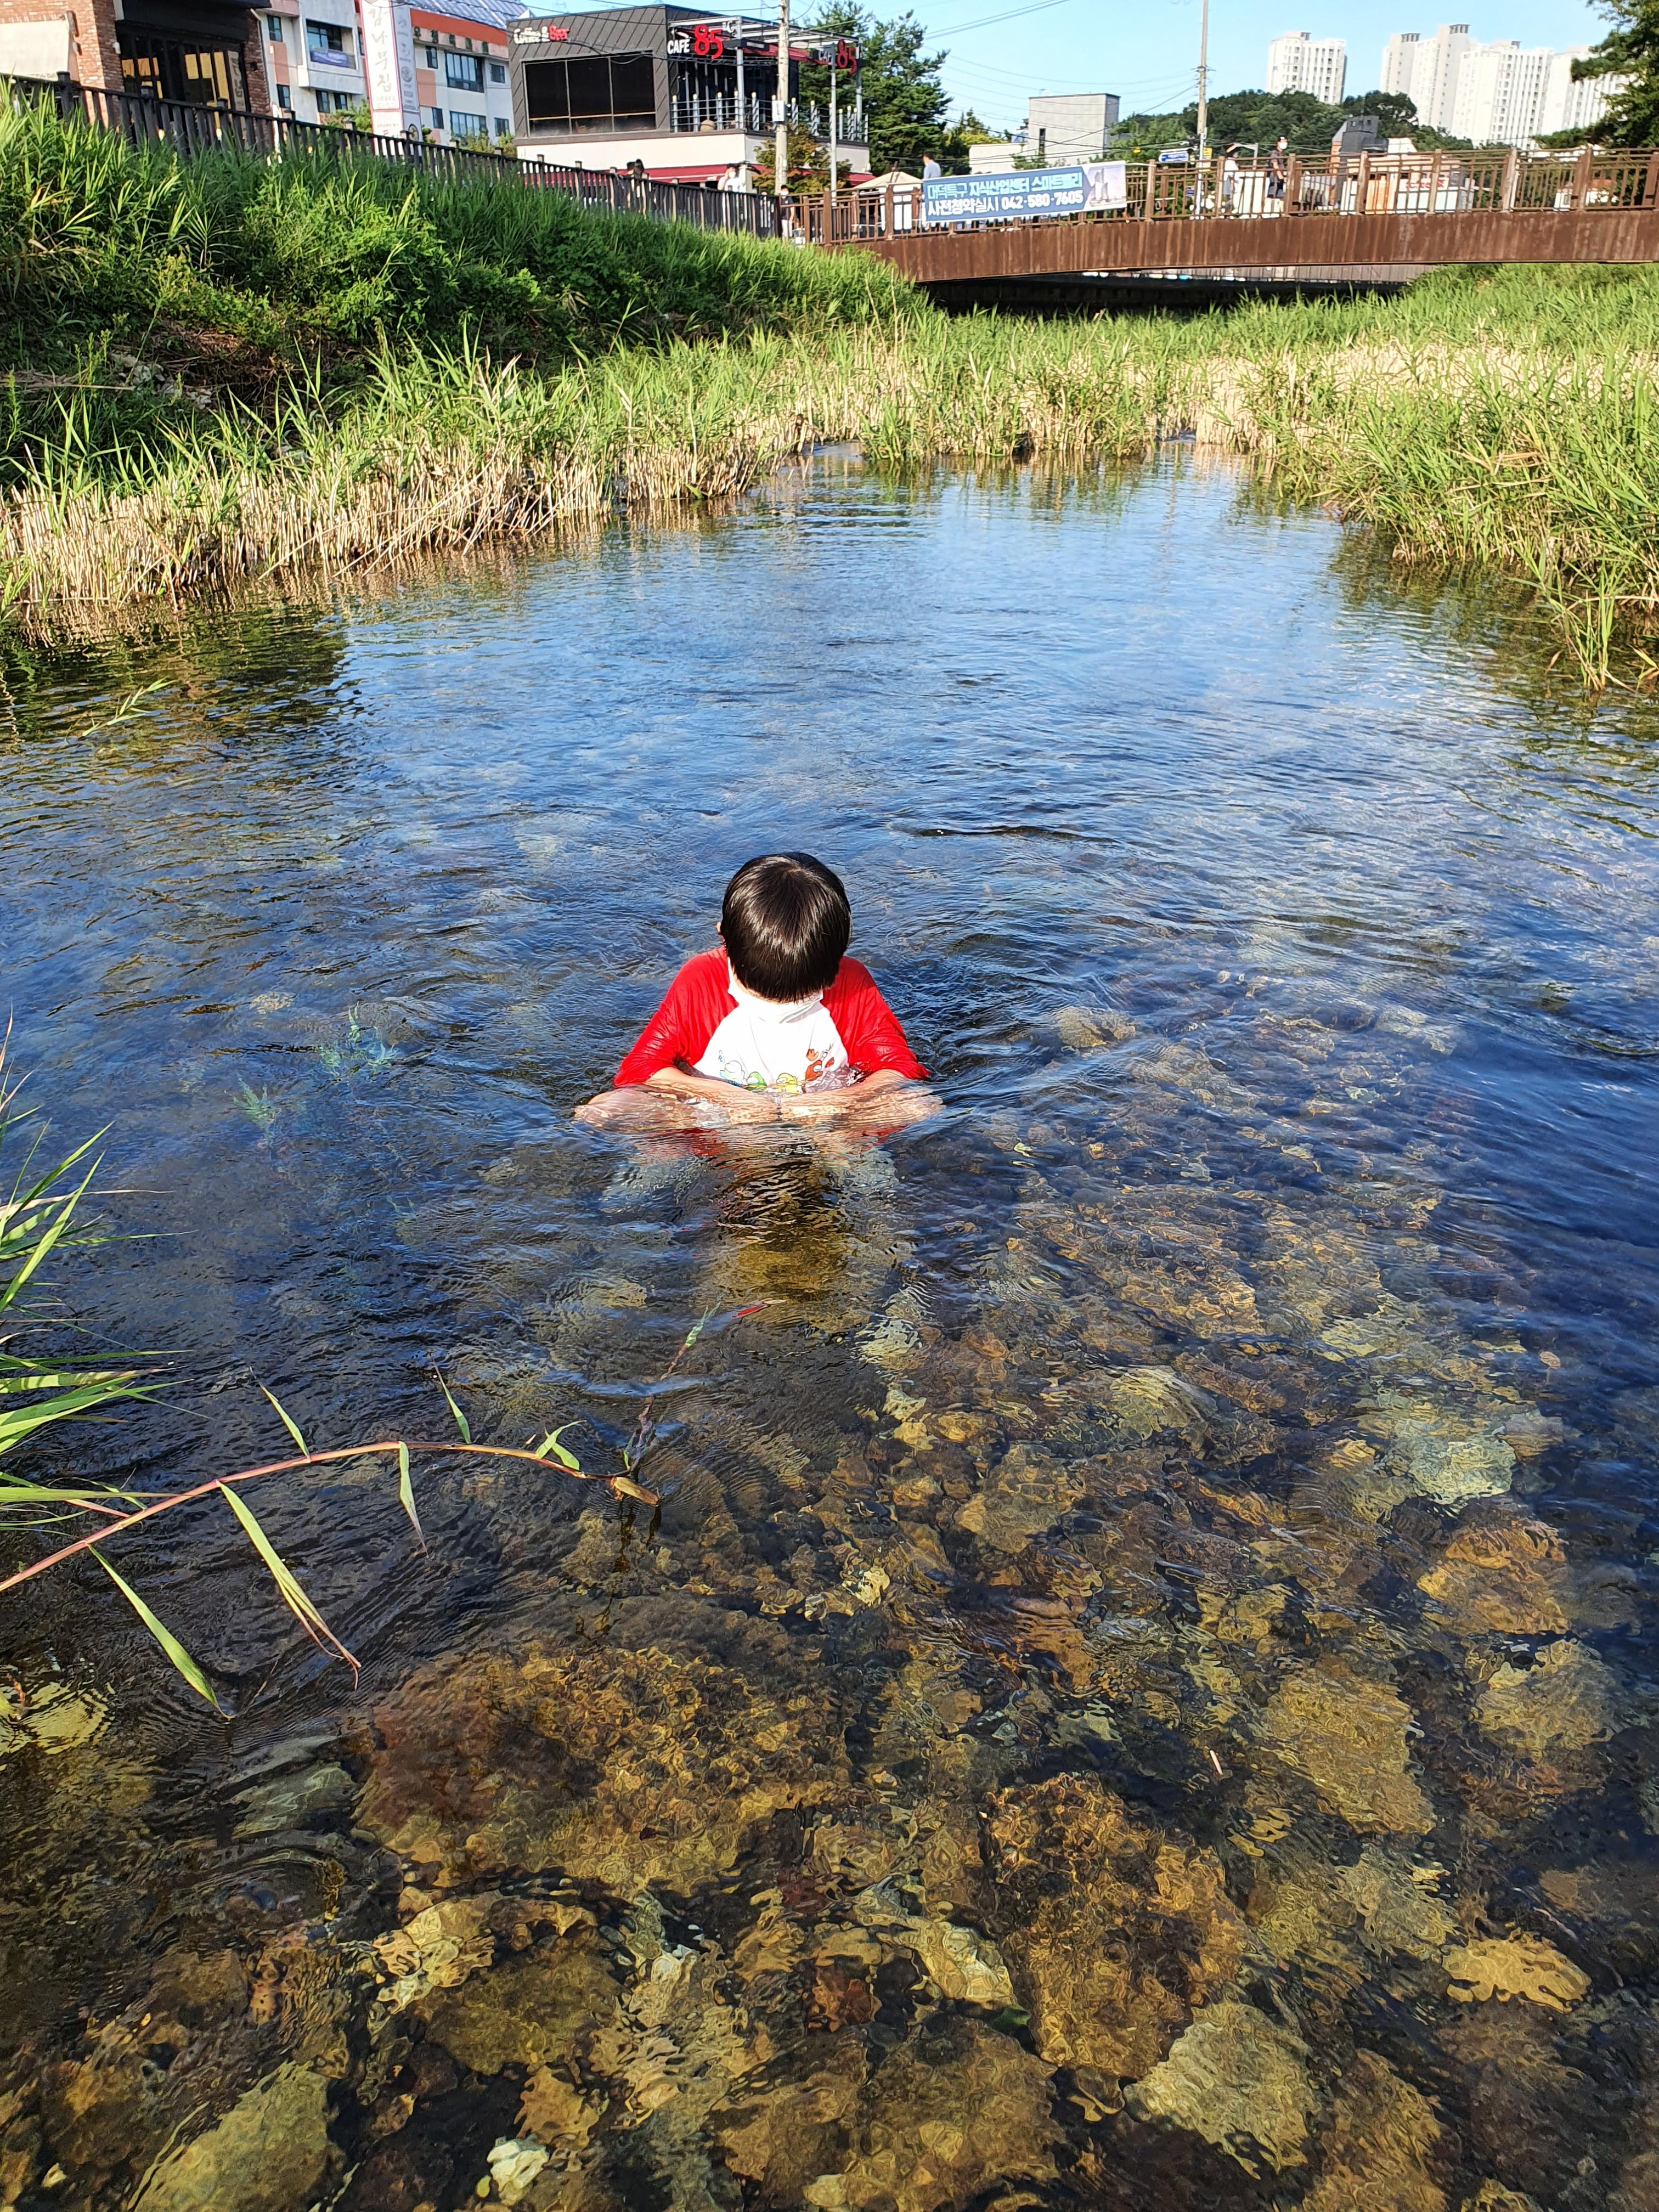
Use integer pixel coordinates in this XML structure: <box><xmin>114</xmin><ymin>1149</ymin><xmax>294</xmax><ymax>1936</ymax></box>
<box><xmin>0</xmin><ymin>1064</ymin><xmax>771</xmax><ymax>1710</ymax></box>
<box><xmin>5</xmin><ymin>78</ymin><xmax>1659</xmax><ymax>686</ymax></box>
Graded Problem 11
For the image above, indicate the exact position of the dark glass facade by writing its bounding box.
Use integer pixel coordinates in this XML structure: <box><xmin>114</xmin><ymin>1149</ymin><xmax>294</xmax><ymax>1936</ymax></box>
<box><xmin>523</xmin><ymin>52</ymin><xmax>656</xmax><ymax>133</ymax></box>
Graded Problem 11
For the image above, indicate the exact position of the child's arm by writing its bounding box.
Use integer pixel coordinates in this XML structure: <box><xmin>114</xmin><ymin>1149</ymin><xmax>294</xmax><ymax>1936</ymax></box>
<box><xmin>643</xmin><ymin>1063</ymin><xmax>778</xmax><ymax>1121</ymax></box>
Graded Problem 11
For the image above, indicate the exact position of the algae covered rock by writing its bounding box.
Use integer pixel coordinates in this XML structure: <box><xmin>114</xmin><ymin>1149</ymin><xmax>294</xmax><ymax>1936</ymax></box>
<box><xmin>358</xmin><ymin>1626</ymin><xmax>848</xmax><ymax>1893</ymax></box>
<box><xmin>1474</xmin><ymin>1640</ymin><xmax>1618</xmax><ymax>1763</ymax></box>
<box><xmin>1259</xmin><ymin>1663</ymin><xmax>1434</xmax><ymax>1835</ymax></box>
<box><xmin>825</xmin><ymin>2016</ymin><xmax>1059</xmax><ymax>2212</ymax></box>
<box><xmin>986</xmin><ymin>1773</ymin><xmax>1245</xmax><ymax>2077</ymax></box>
<box><xmin>1444</xmin><ymin>1934</ymin><xmax>1590</xmax><ymax>2011</ymax></box>
<box><xmin>1338</xmin><ymin>1846</ymin><xmax>1452</xmax><ymax>1960</ymax></box>
<box><xmin>955</xmin><ymin>1441</ymin><xmax>1082</xmax><ymax>1555</ymax></box>
<box><xmin>1302</xmin><ymin>2048</ymin><xmax>1448</xmax><ymax>2212</ymax></box>
<box><xmin>1418</xmin><ymin>1509</ymin><xmax>1571</xmax><ymax>1637</ymax></box>
<box><xmin>1125</xmin><ymin>1999</ymin><xmax>1315</xmax><ymax>2175</ymax></box>
<box><xmin>422</xmin><ymin>1932</ymin><xmax>620</xmax><ymax>2074</ymax></box>
<box><xmin>133</xmin><ymin>2065</ymin><xmax>335</xmax><ymax>2212</ymax></box>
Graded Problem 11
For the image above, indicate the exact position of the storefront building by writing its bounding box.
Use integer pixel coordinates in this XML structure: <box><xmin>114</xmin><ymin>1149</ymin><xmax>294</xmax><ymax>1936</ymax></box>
<box><xmin>507</xmin><ymin>7</ymin><xmax>868</xmax><ymax>185</ymax></box>
<box><xmin>0</xmin><ymin>0</ymin><xmax>272</xmax><ymax>110</ymax></box>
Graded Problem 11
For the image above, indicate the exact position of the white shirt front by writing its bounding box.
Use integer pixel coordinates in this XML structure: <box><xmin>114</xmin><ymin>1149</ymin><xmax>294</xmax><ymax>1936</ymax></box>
<box><xmin>694</xmin><ymin>972</ymin><xmax>854</xmax><ymax>1095</ymax></box>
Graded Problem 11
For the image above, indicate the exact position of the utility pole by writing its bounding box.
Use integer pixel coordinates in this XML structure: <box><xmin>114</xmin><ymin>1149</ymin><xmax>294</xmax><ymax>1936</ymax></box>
<box><xmin>1194</xmin><ymin>0</ymin><xmax>1210</xmax><ymax>171</ymax></box>
<box><xmin>776</xmin><ymin>0</ymin><xmax>790</xmax><ymax>210</ymax></box>
<box><xmin>827</xmin><ymin>40</ymin><xmax>837</xmax><ymax>219</ymax></box>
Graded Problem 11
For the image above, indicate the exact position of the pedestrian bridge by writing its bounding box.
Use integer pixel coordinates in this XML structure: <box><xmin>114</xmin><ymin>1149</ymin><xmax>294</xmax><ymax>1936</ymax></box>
<box><xmin>795</xmin><ymin>145</ymin><xmax>1659</xmax><ymax>302</ymax></box>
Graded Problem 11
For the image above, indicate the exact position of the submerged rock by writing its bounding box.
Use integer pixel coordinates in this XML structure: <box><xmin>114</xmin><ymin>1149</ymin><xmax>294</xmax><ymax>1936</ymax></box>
<box><xmin>1418</xmin><ymin>1507</ymin><xmax>1572</xmax><ymax>1637</ymax></box>
<box><xmin>1259</xmin><ymin>1664</ymin><xmax>1434</xmax><ymax>1836</ymax></box>
<box><xmin>955</xmin><ymin>1441</ymin><xmax>1082</xmax><ymax>1554</ymax></box>
<box><xmin>1053</xmin><ymin>1005</ymin><xmax>1136</xmax><ymax>1050</ymax></box>
<box><xmin>1302</xmin><ymin>2048</ymin><xmax>1448</xmax><ymax>2212</ymax></box>
<box><xmin>986</xmin><ymin>1774</ymin><xmax>1244</xmax><ymax>2078</ymax></box>
<box><xmin>133</xmin><ymin>2066</ymin><xmax>335</xmax><ymax>2212</ymax></box>
<box><xmin>821</xmin><ymin>2016</ymin><xmax>1059</xmax><ymax>2212</ymax></box>
<box><xmin>890</xmin><ymin>1919</ymin><xmax>1014</xmax><ymax>2009</ymax></box>
<box><xmin>1444</xmin><ymin>1934</ymin><xmax>1590</xmax><ymax>2011</ymax></box>
<box><xmin>422</xmin><ymin>1931</ymin><xmax>620</xmax><ymax>2075</ymax></box>
<box><xmin>1338</xmin><ymin>1846</ymin><xmax>1452</xmax><ymax>1961</ymax></box>
<box><xmin>1125</xmin><ymin>1999</ymin><xmax>1315</xmax><ymax>2175</ymax></box>
<box><xmin>1473</xmin><ymin>1640</ymin><xmax>1619</xmax><ymax>1763</ymax></box>
<box><xmin>358</xmin><ymin>1628</ymin><xmax>848</xmax><ymax>1894</ymax></box>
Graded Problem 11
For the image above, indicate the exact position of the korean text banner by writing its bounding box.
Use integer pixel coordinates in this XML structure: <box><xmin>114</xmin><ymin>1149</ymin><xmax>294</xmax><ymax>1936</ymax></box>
<box><xmin>921</xmin><ymin>163</ymin><xmax>1127</xmax><ymax>225</ymax></box>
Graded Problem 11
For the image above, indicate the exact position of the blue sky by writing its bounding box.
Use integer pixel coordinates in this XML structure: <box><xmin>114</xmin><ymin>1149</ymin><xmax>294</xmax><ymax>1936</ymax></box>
<box><xmin>548</xmin><ymin>0</ymin><xmax>1612</xmax><ymax>136</ymax></box>
<box><xmin>921</xmin><ymin>0</ymin><xmax>1612</xmax><ymax>133</ymax></box>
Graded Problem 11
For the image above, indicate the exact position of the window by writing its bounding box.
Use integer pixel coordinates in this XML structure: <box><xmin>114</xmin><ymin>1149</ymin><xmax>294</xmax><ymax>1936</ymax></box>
<box><xmin>306</xmin><ymin>19</ymin><xmax>353</xmax><ymax>66</ymax></box>
<box><xmin>428</xmin><ymin>104</ymin><xmax>444</xmax><ymax>127</ymax></box>
<box><xmin>119</xmin><ymin>28</ymin><xmax>248</xmax><ymax>107</ymax></box>
<box><xmin>523</xmin><ymin>52</ymin><xmax>655</xmax><ymax>132</ymax></box>
<box><xmin>448</xmin><ymin>106</ymin><xmax>487</xmax><ymax>138</ymax></box>
<box><xmin>488</xmin><ymin>60</ymin><xmax>505</xmax><ymax>84</ymax></box>
<box><xmin>421</xmin><ymin>44</ymin><xmax>437</xmax><ymax>67</ymax></box>
<box><xmin>266</xmin><ymin>15</ymin><xmax>284</xmax><ymax>41</ymax></box>
<box><xmin>494</xmin><ymin>114</ymin><xmax>512</xmax><ymax>136</ymax></box>
<box><xmin>314</xmin><ymin>86</ymin><xmax>357</xmax><ymax>110</ymax></box>
<box><xmin>276</xmin><ymin>81</ymin><xmax>291</xmax><ymax>106</ymax></box>
<box><xmin>444</xmin><ymin>50</ymin><xmax>482</xmax><ymax>89</ymax></box>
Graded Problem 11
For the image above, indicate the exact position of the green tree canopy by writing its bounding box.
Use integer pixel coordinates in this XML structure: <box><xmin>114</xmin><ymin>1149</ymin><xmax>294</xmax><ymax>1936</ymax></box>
<box><xmin>1110</xmin><ymin>84</ymin><xmax>1469</xmax><ymax>160</ymax></box>
<box><xmin>800</xmin><ymin>6</ymin><xmax>957</xmax><ymax>172</ymax></box>
<box><xmin>1573</xmin><ymin>0</ymin><xmax>1659</xmax><ymax>143</ymax></box>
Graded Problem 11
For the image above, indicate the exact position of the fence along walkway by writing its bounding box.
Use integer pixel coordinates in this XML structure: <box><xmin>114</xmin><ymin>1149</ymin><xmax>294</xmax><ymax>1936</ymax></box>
<box><xmin>789</xmin><ymin>143</ymin><xmax>1659</xmax><ymax>262</ymax></box>
<box><xmin>5</xmin><ymin>72</ymin><xmax>781</xmax><ymax>236</ymax></box>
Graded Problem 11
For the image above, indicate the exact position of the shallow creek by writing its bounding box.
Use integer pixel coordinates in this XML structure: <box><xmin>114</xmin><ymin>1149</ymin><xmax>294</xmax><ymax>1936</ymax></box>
<box><xmin>3</xmin><ymin>456</ymin><xmax>1659</xmax><ymax>2212</ymax></box>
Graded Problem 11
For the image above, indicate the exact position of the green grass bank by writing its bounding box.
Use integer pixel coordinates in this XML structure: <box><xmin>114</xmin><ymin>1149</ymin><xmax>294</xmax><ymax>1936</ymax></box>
<box><xmin>5</xmin><ymin>88</ymin><xmax>1659</xmax><ymax>689</ymax></box>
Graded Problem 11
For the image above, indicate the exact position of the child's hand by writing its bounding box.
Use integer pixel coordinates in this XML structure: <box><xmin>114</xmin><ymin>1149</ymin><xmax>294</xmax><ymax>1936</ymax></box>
<box><xmin>713</xmin><ymin>1091</ymin><xmax>781</xmax><ymax>1125</ymax></box>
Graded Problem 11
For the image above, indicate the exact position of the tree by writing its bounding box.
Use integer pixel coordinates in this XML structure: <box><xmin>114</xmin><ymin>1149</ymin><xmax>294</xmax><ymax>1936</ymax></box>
<box><xmin>1111</xmin><ymin>84</ymin><xmax>1470</xmax><ymax>161</ymax></box>
<box><xmin>753</xmin><ymin>129</ymin><xmax>853</xmax><ymax>191</ymax></box>
<box><xmin>1572</xmin><ymin>0</ymin><xmax>1659</xmax><ymax>144</ymax></box>
<box><xmin>799</xmin><ymin>5</ymin><xmax>954</xmax><ymax>173</ymax></box>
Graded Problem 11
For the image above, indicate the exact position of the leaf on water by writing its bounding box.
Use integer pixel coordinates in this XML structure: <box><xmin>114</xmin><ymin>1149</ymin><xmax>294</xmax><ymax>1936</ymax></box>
<box><xmin>218</xmin><ymin>1483</ymin><xmax>359</xmax><ymax>1679</ymax></box>
<box><xmin>611</xmin><ymin>1475</ymin><xmax>658</xmax><ymax>1505</ymax></box>
<box><xmin>534</xmin><ymin>1422</ymin><xmax>583</xmax><ymax>1471</ymax></box>
<box><xmin>259</xmin><ymin>1384</ymin><xmax>309</xmax><ymax>1457</ymax></box>
<box><xmin>435</xmin><ymin>1368</ymin><xmax>471</xmax><ymax>1444</ymax></box>
<box><xmin>92</xmin><ymin>1547</ymin><xmax>222</xmax><ymax>1711</ymax></box>
<box><xmin>396</xmin><ymin>1441</ymin><xmax>425</xmax><ymax>1550</ymax></box>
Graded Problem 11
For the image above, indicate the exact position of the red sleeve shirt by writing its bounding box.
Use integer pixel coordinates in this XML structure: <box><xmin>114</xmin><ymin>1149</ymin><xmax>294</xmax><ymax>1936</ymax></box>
<box><xmin>614</xmin><ymin>949</ymin><xmax>926</xmax><ymax>1088</ymax></box>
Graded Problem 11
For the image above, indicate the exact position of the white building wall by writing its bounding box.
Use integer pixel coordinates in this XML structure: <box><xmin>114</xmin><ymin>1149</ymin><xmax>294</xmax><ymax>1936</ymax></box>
<box><xmin>1539</xmin><ymin>47</ymin><xmax>1623</xmax><ymax>137</ymax></box>
<box><xmin>1024</xmin><ymin>93</ymin><xmax>1119</xmax><ymax>163</ymax></box>
<box><xmin>1449</xmin><ymin>39</ymin><xmax>1551</xmax><ymax>144</ymax></box>
<box><xmin>1266</xmin><ymin>31</ymin><xmax>1346</xmax><ymax>101</ymax></box>
<box><xmin>1380</xmin><ymin>30</ymin><xmax>1421</xmax><ymax>98</ymax></box>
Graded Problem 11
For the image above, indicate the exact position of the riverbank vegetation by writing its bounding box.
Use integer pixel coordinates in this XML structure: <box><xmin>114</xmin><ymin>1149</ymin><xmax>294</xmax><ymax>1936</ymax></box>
<box><xmin>5</xmin><ymin>91</ymin><xmax>1659</xmax><ymax>688</ymax></box>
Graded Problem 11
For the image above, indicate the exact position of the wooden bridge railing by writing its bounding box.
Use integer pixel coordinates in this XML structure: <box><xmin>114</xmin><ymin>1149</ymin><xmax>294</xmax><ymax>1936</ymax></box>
<box><xmin>789</xmin><ymin>144</ymin><xmax>1659</xmax><ymax>249</ymax></box>
<box><xmin>0</xmin><ymin>71</ymin><xmax>783</xmax><ymax>236</ymax></box>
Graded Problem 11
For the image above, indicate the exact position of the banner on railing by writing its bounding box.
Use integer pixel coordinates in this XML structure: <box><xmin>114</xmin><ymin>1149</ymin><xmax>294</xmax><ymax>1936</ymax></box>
<box><xmin>921</xmin><ymin>162</ymin><xmax>1126</xmax><ymax>224</ymax></box>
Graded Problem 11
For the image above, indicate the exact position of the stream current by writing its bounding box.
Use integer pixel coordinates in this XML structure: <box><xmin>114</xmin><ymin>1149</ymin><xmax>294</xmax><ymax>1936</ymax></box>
<box><xmin>3</xmin><ymin>456</ymin><xmax>1659</xmax><ymax>2212</ymax></box>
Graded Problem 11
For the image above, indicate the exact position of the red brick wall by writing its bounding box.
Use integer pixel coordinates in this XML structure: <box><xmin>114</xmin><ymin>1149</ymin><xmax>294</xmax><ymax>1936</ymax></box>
<box><xmin>0</xmin><ymin>0</ymin><xmax>273</xmax><ymax>108</ymax></box>
<box><xmin>0</xmin><ymin>0</ymin><xmax>121</xmax><ymax>89</ymax></box>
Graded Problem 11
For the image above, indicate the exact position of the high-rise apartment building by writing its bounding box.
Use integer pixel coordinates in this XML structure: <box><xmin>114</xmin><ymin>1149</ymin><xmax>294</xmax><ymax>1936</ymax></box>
<box><xmin>1539</xmin><ymin>46</ymin><xmax>1618</xmax><ymax>137</ymax></box>
<box><xmin>1379</xmin><ymin>22</ymin><xmax>1472</xmax><ymax>131</ymax></box>
<box><xmin>1266</xmin><ymin>30</ymin><xmax>1347</xmax><ymax>103</ymax></box>
<box><xmin>1381</xmin><ymin>22</ymin><xmax>1626</xmax><ymax>144</ymax></box>
<box><xmin>1452</xmin><ymin>37</ymin><xmax>1550</xmax><ymax>143</ymax></box>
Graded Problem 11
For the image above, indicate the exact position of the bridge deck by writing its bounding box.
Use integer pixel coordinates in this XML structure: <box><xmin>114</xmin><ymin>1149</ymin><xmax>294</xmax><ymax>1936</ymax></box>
<box><xmin>856</xmin><ymin>205</ymin><xmax>1659</xmax><ymax>284</ymax></box>
<box><xmin>792</xmin><ymin>145</ymin><xmax>1659</xmax><ymax>287</ymax></box>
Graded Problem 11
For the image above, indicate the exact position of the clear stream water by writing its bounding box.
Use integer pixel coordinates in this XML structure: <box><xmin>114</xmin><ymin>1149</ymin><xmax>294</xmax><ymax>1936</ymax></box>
<box><xmin>3</xmin><ymin>456</ymin><xmax>1659</xmax><ymax>2212</ymax></box>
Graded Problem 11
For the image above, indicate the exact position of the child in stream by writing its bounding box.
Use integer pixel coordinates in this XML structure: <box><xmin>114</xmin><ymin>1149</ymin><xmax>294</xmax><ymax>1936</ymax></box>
<box><xmin>574</xmin><ymin>852</ymin><xmax>939</xmax><ymax>1135</ymax></box>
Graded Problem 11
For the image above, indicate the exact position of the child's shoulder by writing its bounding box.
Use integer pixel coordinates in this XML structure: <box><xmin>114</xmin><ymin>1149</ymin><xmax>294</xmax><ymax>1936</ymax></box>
<box><xmin>827</xmin><ymin>956</ymin><xmax>878</xmax><ymax>998</ymax></box>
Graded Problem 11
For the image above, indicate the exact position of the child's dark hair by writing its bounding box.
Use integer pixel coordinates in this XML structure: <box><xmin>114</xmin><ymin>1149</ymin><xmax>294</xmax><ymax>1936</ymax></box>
<box><xmin>721</xmin><ymin>853</ymin><xmax>851</xmax><ymax>1001</ymax></box>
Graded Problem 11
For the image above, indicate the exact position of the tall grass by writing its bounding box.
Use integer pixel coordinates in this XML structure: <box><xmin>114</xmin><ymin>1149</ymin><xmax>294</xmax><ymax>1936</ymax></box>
<box><xmin>5</xmin><ymin>78</ymin><xmax>1659</xmax><ymax>686</ymax></box>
